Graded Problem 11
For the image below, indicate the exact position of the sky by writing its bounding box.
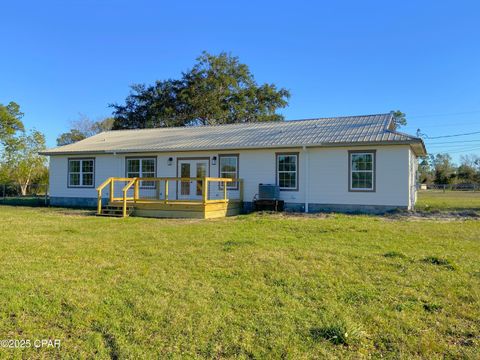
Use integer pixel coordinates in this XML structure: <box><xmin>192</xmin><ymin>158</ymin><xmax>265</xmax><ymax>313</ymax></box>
<box><xmin>1</xmin><ymin>0</ymin><xmax>479</xmax><ymax>161</ymax></box>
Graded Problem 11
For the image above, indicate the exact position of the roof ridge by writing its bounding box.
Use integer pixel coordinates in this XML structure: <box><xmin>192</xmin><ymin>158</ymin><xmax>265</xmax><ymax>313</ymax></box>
<box><xmin>102</xmin><ymin>113</ymin><xmax>393</xmax><ymax>134</ymax></box>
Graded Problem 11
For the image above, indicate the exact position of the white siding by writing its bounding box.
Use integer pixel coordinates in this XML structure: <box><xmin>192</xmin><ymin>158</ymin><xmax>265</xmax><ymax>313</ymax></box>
<box><xmin>49</xmin><ymin>145</ymin><xmax>413</xmax><ymax>208</ymax></box>
<box><xmin>307</xmin><ymin>145</ymin><xmax>410</xmax><ymax>207</ymax></box>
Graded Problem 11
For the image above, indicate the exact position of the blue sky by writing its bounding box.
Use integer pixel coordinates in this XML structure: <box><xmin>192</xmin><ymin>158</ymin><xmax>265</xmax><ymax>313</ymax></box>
<box><xmin>1</xmin><ymin>0</ymin><xmax>479</xmax><ymax>160</ymax></box>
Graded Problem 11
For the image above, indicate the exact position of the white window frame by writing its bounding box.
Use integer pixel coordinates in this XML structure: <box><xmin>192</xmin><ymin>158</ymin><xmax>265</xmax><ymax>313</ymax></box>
<box><xmin>349</xmin><ymin>151</ymin><xmax>375</xmax><ymax>192</ymax></box>
<box><xmin>68</xmin><ymin>158</ymin><xmax>95</xmax><ymax>188</ymax></box>
<box><xmin>218</xmin><ymin>154</ymin><xmax>239</xmax><ymax>190</ymax></box>
<box><xmin>126</xmin><ymin>157</ymin><xmax>156</xmax><ymax>188</ymax></box>
<box><xmin>276</xmin><ymin>153</ymin><xmax>299</xmax><ymax>191</ymax></box>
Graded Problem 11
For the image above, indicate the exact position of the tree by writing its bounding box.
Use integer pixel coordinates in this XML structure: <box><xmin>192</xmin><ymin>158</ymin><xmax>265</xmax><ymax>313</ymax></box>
<box><xmin>391</xmin><ymin>110</ymin><xmax>407</xmax><ymax>129</ymax></box>
<box><xmin>56</xmin><ymin>129</ymin><xmax>87</xmax><ymax>146</ymax></box>
<box><xmin>457</xmin><ymin>154</ymin><xmax>480</xmax><ymax>183</ymax></box>
<box><xmin>111</xmin><ymin>51</ymin><xmax>290</xmax><ymax>129</ymax></box>
<box><xmin>418</xmin><ymin>156</ymin><xmax>433</xmax><ymax>184</ymax></box>
<box><xmin>0</xmin><ymin>102</ymin><xmax>25</xmax><ymax>141</ymax></box>
<box><xmin>431</xmin><ymin>153</ymin><xmax>456</xmax><ymax>184</ymax></box>
<box><xmin>57</xmin><ymin>115</ymin><xmax>114</xmax><ymax>146</ymax></box>
<box><xmin>2</xmin><ymin>129</ymin><xmax>47</xmax><ymax>195</ymax></box>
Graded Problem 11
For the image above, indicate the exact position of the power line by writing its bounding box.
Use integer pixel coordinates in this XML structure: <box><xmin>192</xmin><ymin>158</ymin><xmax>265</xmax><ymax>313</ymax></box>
<box><xmin>428</xmin><ymin>145</ymin><xmax>480</xmax><ymax>154</ymax></box>
<box><xmin>424</xmin><ymin>131</ymin><xmax>480</xmax><ymax>139</ymax></box>
<box><xmin>426</xmin><ymin>139</ymin><xmax>480</xmax><ymax>145</ymax></box>
<box><xmin>427</xmin><ymin>141</ymin><xmax>480</xmax><ymax>149</ymax></box>
<box><xmin>427</xmin><ymin>141</ymin><xmax>480</xmax><ymax>148</ymax></box>
<box><xmin>448</xmin><ymin>146</ymin><xmax>480</xmax><ymax>154</ymax></box>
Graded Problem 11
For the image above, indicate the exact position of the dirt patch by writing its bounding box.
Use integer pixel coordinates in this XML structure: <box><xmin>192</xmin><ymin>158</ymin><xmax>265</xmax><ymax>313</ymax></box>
<box><xmin>252</xmin><ymin>210</ymin><xmax>479</xmax><ymax>222</ymax></box>
<box><xmin>385</xmin><ymin>210</ymin><xmax>480</xmax><ymax>222</ymax></box>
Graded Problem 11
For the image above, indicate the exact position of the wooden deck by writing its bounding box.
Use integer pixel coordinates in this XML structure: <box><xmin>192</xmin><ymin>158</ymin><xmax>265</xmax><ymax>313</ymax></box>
<box><xmin>110</xmin><ymin>200</ymin><xmax>242</xmax><ymax>219</ymax></box>
<box><xmin>97</xmin><ymin>177</ymin><xmax>243</xmax><ymax>219</ymax></box>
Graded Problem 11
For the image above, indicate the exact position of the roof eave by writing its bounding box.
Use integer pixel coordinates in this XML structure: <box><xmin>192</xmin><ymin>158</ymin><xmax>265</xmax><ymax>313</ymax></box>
<box><xmin>39</xmin><ymin>139</ymin><xmax>427</xmax><ymax>156</ymax></box>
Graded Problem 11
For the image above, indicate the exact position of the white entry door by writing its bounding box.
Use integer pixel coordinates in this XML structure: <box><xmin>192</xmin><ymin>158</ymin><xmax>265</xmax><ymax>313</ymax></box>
<box><xmin>177</xmin><ymin>159</ymin><xmax>209</xmax><ymax>200</ymax></box>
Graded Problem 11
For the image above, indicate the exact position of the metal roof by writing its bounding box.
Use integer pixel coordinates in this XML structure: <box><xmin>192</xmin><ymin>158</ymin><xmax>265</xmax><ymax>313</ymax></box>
<box><xmin>40</xmin><ymin>113</ymin><xmax>426</xmax><ymax>156</ymax></box>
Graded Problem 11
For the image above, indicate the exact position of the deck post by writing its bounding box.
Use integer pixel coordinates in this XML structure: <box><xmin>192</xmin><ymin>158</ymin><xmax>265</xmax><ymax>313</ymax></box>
<box><xmin>164</xmin><ymin>180</ymin><xmax>169</xmax><ymax>204</ymax></box>
<box><xmin>123</xmin><ymin>191</ymin><xmax>127</xmax><ymax>217</ymax></box>
<box><xmin>97</xmin><ymin>190</ymin><xmax>102</xmax><ymax>215</ymax></box>
<box><xmin>134</xmin><ymin>178</ymin><xmax>139</xmax><ymax>203</ymax></box>
<box><xmin>202</xmin><ymin>177</ymin><xmax>208</xmax><ymax>204</ymax></box>
<box><xmin>109</xmin><ymin>179</ymin><xmax>114</xmax><ymax>203</ymax></box>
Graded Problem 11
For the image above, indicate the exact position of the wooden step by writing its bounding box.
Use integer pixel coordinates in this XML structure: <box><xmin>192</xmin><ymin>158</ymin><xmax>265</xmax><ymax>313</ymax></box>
<box><xmin>96</xmin><ymin>213</ymin><xmax>125</xmax><ymax>217</ymax></box>
<box><xmin>96</xmin><ymin>205</ymin><xmax>134</xmax><ymax>217</ymax></box>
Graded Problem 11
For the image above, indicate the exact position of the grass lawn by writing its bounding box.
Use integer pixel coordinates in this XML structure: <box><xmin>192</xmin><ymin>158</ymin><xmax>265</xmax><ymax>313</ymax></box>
<box><xmin>0</xmin><ymin>203</ymin><xmax>479</xmax><ymax>358</ymax></box>
<box><xmin>416</xmin><ymin>190</ymin><xmax>480</xmax><ymax>212</ymax></box>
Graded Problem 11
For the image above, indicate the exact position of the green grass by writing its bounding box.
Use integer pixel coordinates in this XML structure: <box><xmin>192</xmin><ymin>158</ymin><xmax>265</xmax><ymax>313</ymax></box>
<box><xmin>416</xmin><ymin>190</ymin><xmax>480</xmax><ymax>211</ymax></box>
<box><xmin>0</xmin><ymin>206</ymin><xmax>479</xmax><ymax>358</ymax></box>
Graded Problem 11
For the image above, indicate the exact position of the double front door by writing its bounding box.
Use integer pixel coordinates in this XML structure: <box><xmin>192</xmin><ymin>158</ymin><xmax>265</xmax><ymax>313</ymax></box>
<box><xmin>177</xmin><ymin>159</ymin><xmax>209</xmax><ymax>200</ymax></box>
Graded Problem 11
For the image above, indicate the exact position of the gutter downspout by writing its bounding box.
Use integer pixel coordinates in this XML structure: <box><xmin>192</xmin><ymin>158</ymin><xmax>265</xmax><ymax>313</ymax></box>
<box><xmin>303</xmin><ymin>146</ymin><xmax>309</xmax><ymax>213</ymax></box>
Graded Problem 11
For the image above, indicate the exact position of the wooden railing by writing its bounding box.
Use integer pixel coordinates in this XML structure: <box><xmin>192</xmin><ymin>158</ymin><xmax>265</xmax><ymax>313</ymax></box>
<box><xmin>97</xmin><ymin>177</ymin><xmax>244</xmax><ymax>217</ymax></box>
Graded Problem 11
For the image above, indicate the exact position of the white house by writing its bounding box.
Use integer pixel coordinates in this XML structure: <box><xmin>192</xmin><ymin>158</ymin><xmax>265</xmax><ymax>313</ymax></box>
<box><xmin>40</xmin><ymin>113</ymin><xmax>426</xmax><ymax>215</ymax></box>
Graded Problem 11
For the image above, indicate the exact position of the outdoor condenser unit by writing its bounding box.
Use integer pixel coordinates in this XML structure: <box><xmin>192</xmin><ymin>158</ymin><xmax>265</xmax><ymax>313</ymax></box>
<box><xmin>258</xmin><ymin>184</ymin><xmax>280</xmax><ymax>200</ymax></box>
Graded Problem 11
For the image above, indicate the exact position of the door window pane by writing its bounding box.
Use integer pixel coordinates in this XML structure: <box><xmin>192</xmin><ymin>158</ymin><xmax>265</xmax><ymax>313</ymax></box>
<box><xmin>181</xmin><ymin>163</ymin><xmax>190</xmax><ymax>195</ymax></box>
<box><xmin>196</xmin><ymin>163</ymin><xmax>206</xmax><ymax>196</ymax></box>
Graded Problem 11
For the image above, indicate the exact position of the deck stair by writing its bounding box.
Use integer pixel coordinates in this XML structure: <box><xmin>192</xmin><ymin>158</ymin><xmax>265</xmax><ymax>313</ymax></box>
<box><xmin>97</xmin><ymin>203</ymin><xmax>134</xmax><ymax>217</ymax></box>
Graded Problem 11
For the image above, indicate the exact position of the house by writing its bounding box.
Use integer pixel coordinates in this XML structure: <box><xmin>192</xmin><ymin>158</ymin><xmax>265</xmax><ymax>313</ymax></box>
<box><xmin>40</xmin><ymin>113</ymin><xmax>426</xmax><ymax>218</ymax></box>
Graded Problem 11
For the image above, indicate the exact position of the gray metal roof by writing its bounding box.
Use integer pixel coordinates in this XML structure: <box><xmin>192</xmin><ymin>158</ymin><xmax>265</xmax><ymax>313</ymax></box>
<box><xmin>40</xmin><ymin>113</ymin><xmax>426</xmax><ymax>156</ymax></box>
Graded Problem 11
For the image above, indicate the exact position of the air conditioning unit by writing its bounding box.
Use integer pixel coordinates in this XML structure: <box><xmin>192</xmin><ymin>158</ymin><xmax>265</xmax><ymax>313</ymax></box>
<box><xmin>258</xmin><ymin>184</ymin><xmax>280</xmax><ymax>200</ymax></box>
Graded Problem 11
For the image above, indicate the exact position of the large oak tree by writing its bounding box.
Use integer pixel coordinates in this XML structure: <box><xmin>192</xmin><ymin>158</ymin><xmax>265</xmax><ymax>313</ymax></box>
<box><xmin>111</xmin><ymin>52</ymin><xmax>290</xmax><ymax>129</ymax></box>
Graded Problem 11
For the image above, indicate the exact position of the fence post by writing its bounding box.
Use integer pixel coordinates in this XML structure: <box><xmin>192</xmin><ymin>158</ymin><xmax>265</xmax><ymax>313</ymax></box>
<box><xmin>443</xmin><ymin>184</ymin><xmax>446</xmax><ymax>193</ymax></box>
<box><xmin>44</xmin><ymin>184</ymin><xmax>48</xmax><ymax>206</ymax></box>
<box><xmin>2</xmin><ymin>184</ymin><xmax>5</xmax><ymax>201</ymax></box>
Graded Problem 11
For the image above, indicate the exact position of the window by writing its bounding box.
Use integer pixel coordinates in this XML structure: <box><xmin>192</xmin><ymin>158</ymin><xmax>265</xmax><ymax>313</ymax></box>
<box><xmin>126</xmin><ymin>158</ymin><xmax>156</xmax><ymax>188</ymax></box>
<box><xmin>349</xmin><ymin>151</ymin><xmax>375</xmax><ymax>191</ymax></box>
<box><xmin>68</xmin><ymin>159</ymin><xmax>94</xmax><ymax>187</ymax></box>
<box><xmin>276</xmin><ymin>153</ymin><xmax>298</xmax><ymax>190</ymax></box>
<box><xmin>219</xmin><ymin>155</ymin><xmax>239</xmax><ymax>189</ymax></box>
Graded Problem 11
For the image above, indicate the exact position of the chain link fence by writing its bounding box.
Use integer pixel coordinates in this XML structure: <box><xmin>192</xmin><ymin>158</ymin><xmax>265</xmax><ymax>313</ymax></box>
<box><xmin>0</xmin><ymin>183</ymin><xmax>49</xmax><ymax>206</ymax></box>
<box><xmin>419</xmin><ymin>183</ymin><xmax>479</xmax><ymax>192</ymax></box>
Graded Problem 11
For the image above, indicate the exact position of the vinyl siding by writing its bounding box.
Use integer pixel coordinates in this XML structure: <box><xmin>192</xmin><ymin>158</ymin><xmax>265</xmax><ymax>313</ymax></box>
<box><xmin>49</xmin><ymin>145</ymin><xmax>412</xmax><ymax>208</ymax></box>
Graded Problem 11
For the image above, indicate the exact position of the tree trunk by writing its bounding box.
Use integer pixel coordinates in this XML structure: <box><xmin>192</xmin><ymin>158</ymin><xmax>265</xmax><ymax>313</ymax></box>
<box><xmin>20</xmin><ymin>183</ymin><xmax>28</xmax><ymax>196</ymax></box>
<box><xmin>18</xmin><ymin>168</ymin><xmax>32</xmax><ymax>197</ymax></box>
